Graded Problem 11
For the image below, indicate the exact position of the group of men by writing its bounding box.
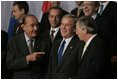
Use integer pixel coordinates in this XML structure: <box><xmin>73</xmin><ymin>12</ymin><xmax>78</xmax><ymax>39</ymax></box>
<box><xmin>1</xmin><ymin>1</ymin><xmax>117</xmax><ymax>79</ymax></box>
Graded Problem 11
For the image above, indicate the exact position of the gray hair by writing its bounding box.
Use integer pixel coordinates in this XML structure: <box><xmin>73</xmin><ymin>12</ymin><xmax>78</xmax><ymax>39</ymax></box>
<box><xmin>77</xmin><ymin>16</ymin><xmax>97</xmax><ymax>34</ymax></box>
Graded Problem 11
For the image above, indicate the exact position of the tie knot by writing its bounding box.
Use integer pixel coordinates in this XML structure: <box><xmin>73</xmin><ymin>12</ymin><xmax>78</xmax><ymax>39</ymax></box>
<box><xmin>29</xmin><ymin>38</ymin><xmax>33</xmax><ymax>42</ymax></box>
<box><xmin>62</xmin><ymin>40</ymin><xmax>66</xmax><ymax>44</ymax></box>
<box><xmin>51</xmin><ymin>30</ymin><xmax>55</xmax><ymax>34</ymax></box>
<box><xmin>100</xmin><ymin>4</ymin><xmax>104</xmax><ymax>9</ymax></box>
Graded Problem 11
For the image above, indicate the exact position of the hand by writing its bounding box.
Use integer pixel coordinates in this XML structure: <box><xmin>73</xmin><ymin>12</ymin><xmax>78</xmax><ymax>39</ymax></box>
<box><xmin>111</xmin><ymin>56</ymin><xmax>117</xmax><ymax>63</ymax></box>
<box><xmin>26</xmin><ymin>52</ymin><xmax>45</xmax><ymax>62</ymax></box>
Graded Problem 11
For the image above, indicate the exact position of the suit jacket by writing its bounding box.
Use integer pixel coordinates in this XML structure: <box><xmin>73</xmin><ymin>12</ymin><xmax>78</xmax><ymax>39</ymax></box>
<box><xmin>40</xmin><ymin>29</ymin><xmax>62</xmax><ymax>53</ymax></box>
<box><xmin>12</xmin><ymin>23</ymin><xmax>24</xmax><ymax>37</ymax></box>
<box><xmin>98</xmin><ymin>1</ymin><xmax>117</xmax><ymax>56</ymax></box>
<box><xmin>40</xmin><ymin>9</ymin><xmax>68</xmax><ymax>34</ymax></box>
<box><xmin>71</xmin><ymin>7</ymin><xmax>84</xmax><ymax>17</ymax></box>
<box><xmin>75</xmin><ymin>36</ymin><xmax>109</xmax><ymax>79</ymax></box>
<box><xmin>7</xmin><ymin>33</ymin><xmax>48</xmax><ymax>79</ymax></box>
<box><xmin>1</xmin><ymin>30</ymin><xmax>8</xmax><ymax>51</ymax></box>
<box><xmin>47</xmin><ymin>35</ymin><xmax>81</xmax><ymax>79</ymax></box>
<box><xmin>93</xmin><ymin>13</ymin><xmax>101</xmax><ymax>33</ymax></box>
<box><xmin>1</xmin><ymin>30</ymin><xmax>13</xmax><ymax>79</ymax></box>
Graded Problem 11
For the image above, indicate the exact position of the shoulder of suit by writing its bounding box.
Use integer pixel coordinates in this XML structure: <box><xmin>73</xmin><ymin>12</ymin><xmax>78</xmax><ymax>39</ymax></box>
<box><xmin>71</xmin><ymin>7</ymin><xmax>78</xmax><ymax>13</ymax></box>
<box><xmin>40</xmin><ymin>30</ymin><xmax>50</xmax><ymax>36</ymax></box>
<box><xmin>53</xmin><ymin>38</ymin><xmax>62</xmax><ymax>44</ymax></box>
<box><xmin>8</xmin><ymin>33</ymin><xmax>23</xmax><ymax>44</ymax></box>
<box><xmin>92</xmin><ymin>36</ymin><xmax>106</xmax><ymax>44</ymax></box>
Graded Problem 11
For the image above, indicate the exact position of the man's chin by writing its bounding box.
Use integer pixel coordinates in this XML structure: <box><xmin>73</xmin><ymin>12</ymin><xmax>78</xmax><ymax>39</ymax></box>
<box><xmin>32</xmin><ymin>34</ymin><xmax>37</xmax><ymax>38</ymax></box>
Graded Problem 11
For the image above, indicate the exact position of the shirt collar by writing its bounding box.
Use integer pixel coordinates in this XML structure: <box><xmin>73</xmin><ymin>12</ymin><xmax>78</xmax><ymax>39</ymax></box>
<box><xmin>24</xmin><ymin>33</ymin><xmax>35</xmax><ymax>42</ymax></box>
<box><xmin>85</xmin><ymin>34</ymin><xmax>97</xmax><ymax>47</ymax></box>
<box><xmin>91</xmin><ymin>13</ymin><xmax>97</xmax><ymax>20</ymax></box>
<box><xmin>100</xmin><ymin>1</ymin><xmax>109</xmax><ymax>11</ymax></box>
<box><xmin>50</xmin><ymin>27</ymin><xmax>60</xmax><ymax>34</ymax></box>
<box><xmin>50</xmin><ymin>27</ymin><xmax>59</xmax><ymax>31</ymax></box>
<box><xmin>62</xmin><ymin>35</ymin><xmax>74</xmax><ymax>45</ymax></box>
<box><xmin>24</xmin><ymin>33</ymin><xmax>30</xmax><ymax>42</ymax></box>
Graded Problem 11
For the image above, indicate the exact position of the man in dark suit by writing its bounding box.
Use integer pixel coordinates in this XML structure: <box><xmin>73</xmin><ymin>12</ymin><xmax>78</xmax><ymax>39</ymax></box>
<box><xmin>12</xmin><ymin>1</ymin><xmax>29</xmax><ymax>37</ymax></box>
<box><xmin>40</xmin><ymin>7</ymin><xmax>63</xmax><ymax>53</ymax></box>
<box><xmin>40</xmin><ymin>1</ymin><xmax>68</xmax><ymax>34</ymax></box>
<box><xmin>1</xmin><ymin>30</ymin><xmax>13</xmax><ymax>79</ymax></box>
<box><xmin>71</xmin><ymin>1</ymin><xmax>84</xmax><ymax>17</ymax></box>
<box><xmin>75</xmin><ymin>16</ymin><xmax>109</xmax><ymax>78</ymax></box>
<box><xmin>82</xmin><ymin>1</ymin><xmax>101</xmax><ymax>33</ymax></box>
<box><xmin>6</xmin><ymin>14</ymin><xmax>48</xmax><ymax>79</ymax></box>
<box><xmin>46</xmin><ymin>14</ymin><xmax>80</xmax><ymax>79</ymax></box>
<box><xmin>82</xmin><ymin>2</ymin><xmax>100</xmax><ymax>21</ymax></box>
<box><xmin>98</xmin><ymin>2</ymin><xmax>117</xmax><ymax>78</ymax></box>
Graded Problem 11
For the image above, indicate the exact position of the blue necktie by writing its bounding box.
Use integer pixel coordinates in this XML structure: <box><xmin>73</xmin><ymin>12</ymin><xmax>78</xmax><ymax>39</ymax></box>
<box><xmin>58</xmin><ymin>40</ymin><xmax>66</xmax><ymax>65</ymax></box>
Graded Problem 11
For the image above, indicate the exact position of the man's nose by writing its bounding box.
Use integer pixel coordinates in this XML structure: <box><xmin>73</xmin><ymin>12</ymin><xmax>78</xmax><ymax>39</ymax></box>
<box><xmin>34</xmin><ymin>25</ymin><xmax>37</xmax><ymax>30</ymax></box>
<box><xmin>53</xmin><ymin>17</ymin><xmax>56</xmax><ymax>21</ymax></box>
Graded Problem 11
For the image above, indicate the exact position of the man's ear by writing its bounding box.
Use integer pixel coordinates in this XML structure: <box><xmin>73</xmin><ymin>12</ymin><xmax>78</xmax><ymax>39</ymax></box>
<box><xmin>82</xmin><ymin>27</ymin><xmax>87</xmax><ymax>34</ymax></box>
<box><xmin>21</xmin><ymin>24</ymin><xmax>24</xmax><ymax>28</ymax></box>
<box><xmin>84</xmin><ymin>28</ymin><xmax>87</xmax><ymax>34</ymax></box>
<box><xmin>22</xmin><ymin>24</ymin><xmax>25</xmax><ymax>30</ymax></box>
<box><xmin>21</xmin><ymin>9</ymin><xmax>25</xmax><ymax>15</ymax></box>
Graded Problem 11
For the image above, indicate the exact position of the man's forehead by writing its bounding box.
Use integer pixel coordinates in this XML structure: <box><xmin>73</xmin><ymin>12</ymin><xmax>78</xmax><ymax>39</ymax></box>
<box><xmin>25</xmin><ymin>16</ymin><xmax>37</xmax><ymax>23</ymax></box>
<box><xmin>13</xmin><ymin>4</ymin><xmax>19</xmax><ymax>9</ymax></box>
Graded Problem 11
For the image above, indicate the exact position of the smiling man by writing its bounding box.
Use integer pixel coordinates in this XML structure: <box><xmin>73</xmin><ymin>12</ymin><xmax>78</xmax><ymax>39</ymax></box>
<box><xmin>46</xmin><ymin>14</ymin><xmax>81</xmax><ymax>79</ymax></box>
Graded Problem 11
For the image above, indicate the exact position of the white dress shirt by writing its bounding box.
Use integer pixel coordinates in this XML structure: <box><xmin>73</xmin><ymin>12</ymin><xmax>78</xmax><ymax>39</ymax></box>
<box><xmin>58</xmin><ymin>36</ymin><xmax>73</xmax><ymax>56</ymax></box>
<box><xmin>24</xmin><ymin>33</ymin><xmax>35</xmax><ymax>48</ymax></box>
<box><xmin>91</xmin><ymin>13</ymin><xmax>97</xmax><ymax>20</ymax></box>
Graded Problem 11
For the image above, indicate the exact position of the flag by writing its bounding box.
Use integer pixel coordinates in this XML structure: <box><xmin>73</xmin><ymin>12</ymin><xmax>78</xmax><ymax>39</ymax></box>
<box><xmin>42</xmin><ymin>1</ymin><xmax>52</xmax><ymax>13</ymax></box>
<box><xmin>8</xmin><ymin>16</ymin><xmax>18</xmax><ymax>39</ymax></box>
<box><xmin>8</xmin><ymin>1</ymin><xmax>17</xmax><ymax>39</ymax></box>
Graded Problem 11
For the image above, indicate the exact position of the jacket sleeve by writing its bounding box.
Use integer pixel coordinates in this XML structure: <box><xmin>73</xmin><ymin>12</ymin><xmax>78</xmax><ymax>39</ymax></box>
<box><xmin>6</xmin><ymin>39</ymin><xmax>29</xmax><ymax>70</ymax></box>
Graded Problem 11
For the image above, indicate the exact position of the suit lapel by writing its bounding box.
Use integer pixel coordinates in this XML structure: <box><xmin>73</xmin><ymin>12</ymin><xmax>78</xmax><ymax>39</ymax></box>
<box><xmin>33</xmin><ymin>39</ymin><xmax>41</xmax><ymax>52</ymax></box>
<box><xmin>54</xmin><ymin>30</ymin><xmax>62</xmax><ymax>40</ymax></box>
<box><xmin>102</xmin><ymin>2</ymin><xmax>111</xmax><ymax>16</ymax></box>
<box><xmin>81</xmin><ymin>36</ymin><xmax>97</xmax><ymax>61</ymax></box>
<box><xmin>19</xmin><ymin>33</ymin><xmax>29</xmax><ymax>55</ymax></box>
<box><xmin>77</xmin><ymin>42</ymin><xmax>85</xmax><ymax>65</ymax></box>
<box><xmin>53</xmin><ymin>39</ymin><xmax>62</xmax><ymax>70</ymax></box>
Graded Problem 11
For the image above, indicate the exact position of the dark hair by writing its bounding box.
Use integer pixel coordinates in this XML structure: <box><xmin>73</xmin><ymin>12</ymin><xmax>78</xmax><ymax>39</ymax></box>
<box><xmin>13</xmin><ymin>1</ymin><xmax>29</xmax><ymax>14</ymax></box>
<box><xmin>49</xmin><ymin>6</ymin><xmax>63</xmax><ymax>18</ymax></box>
<box><xmin>77</xmin><ymin>16</ymin><xmax>97</xmax><ymax>34</ymax></box>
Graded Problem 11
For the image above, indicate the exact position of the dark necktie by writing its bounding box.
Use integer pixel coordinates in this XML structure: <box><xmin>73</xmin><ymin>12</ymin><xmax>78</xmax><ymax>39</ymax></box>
<box><xmin>28</xmin><ymin>39</ymin><xmax>33</xmax><ymax>54</ymax></box>
<box><xmin>58</xmin><ymin>40</ymin><xmax>66</xmax><ymax>65</ymax></box>
<box><xmin>99</xmin><ymin>4</ymin><xmax>104</xmax><ymax>15</ymax></box>
<box><xmin>50</xmin><ymin>30</ymin><xmax>55</xmax><ymax>42</ymax></box>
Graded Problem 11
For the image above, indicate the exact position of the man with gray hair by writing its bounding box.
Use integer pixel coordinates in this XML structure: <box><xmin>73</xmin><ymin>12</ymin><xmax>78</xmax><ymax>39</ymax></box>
<box><xmin>75</xmin><ymin>16</ymin><xmax>109</xmax><ymax>78</ymax></box>
<box><xmin>7</xmin><ymin>14</ymin><xmax>48</xmax><ymax>79</ymax></box>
